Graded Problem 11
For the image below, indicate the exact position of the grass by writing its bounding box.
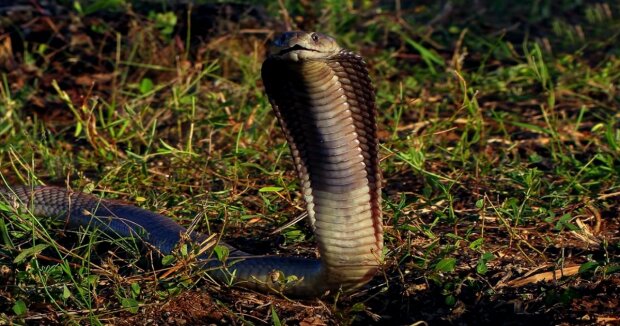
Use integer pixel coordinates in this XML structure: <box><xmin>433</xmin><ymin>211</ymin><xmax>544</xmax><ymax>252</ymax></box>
<box><xmin>1</xmin><ymin>0</ymin><xmax>619</xmax><ymax>324</ymax></box>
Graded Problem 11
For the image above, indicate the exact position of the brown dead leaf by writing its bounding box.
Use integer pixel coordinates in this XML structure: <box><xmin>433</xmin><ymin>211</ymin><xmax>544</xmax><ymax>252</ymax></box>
<box><xmin>596</xmin><ymin>316</ymin><xmax>620</xmax><ymax>323</ymax></box>
<box><xmin>505</xmin><ymin>265</ymin><xmax>581</xmax><ymax>287</ymax></box>
<box><xmin>571</xmin><ymin>218</ymin><xmax>601</xmax><ymax>246</ymax></box>
<box><xmin>0</xmin><ymin>34</ymin><xmax>16</xmax><ymax>70</ymax></box>
<box><xmin>70</xmin><ymin>33</ymin><xmax>94</xmax><ymax>49</ymax></box>
<box><xmin>75</xmin><ymin>73</ymin><xmax>115</xmax><ymax>86</ymax></box>
<box><xmin>300</xmin><ymin>317</ymin><xmax>328</xmax><ymax>326</ymax></box>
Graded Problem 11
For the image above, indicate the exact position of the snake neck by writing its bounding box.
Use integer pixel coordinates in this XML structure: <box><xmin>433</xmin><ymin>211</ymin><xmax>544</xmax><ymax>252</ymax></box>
<box><xmin>263</xmin><ymin>53</ymin><xmax>383</xmax><ymax>290</ymax></box>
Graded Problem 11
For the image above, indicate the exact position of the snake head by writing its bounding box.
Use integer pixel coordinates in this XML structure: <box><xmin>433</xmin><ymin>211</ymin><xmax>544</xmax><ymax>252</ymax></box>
<box><xmin>269</xmin><ymin>31</ymin><xmax>341</xmax><ymax>62</ymax></box>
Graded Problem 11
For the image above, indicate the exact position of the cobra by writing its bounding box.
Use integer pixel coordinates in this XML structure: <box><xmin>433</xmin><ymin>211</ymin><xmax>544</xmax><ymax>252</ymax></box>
<box><xmin>0</xmin><ymin>31</ymin><xmax>383</xmax><ymax>297</ymax></box>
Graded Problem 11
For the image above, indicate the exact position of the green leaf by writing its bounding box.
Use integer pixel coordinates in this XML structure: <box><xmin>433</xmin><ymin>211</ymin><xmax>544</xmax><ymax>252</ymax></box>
<box><xmin>605</xmin><ymin>264</ymin><xmax>620</xmax><ymax>274</ymax></box>
<box><xmin>213</xmin><ymin>245</ymin><xmax>229</xmax><ymax>261</ymax></box>
<box><xmin>0</xmin><ymin>201</ymin><xmax>11</xmax><ymax>212</ymax></box>
<box><xmin>73</xmin><ymin>1</ymin><xmax>84</xmax><ymax>14</ymax></box>
<box><xmin>508</xmin><ymin>120</ymin><xmax>553</xmax><ymax>135</ymax></box>
<box><xmin>149</xmin><ymin>11</ymin><xmax>177</xmax><ymax>36</ymax></box>
<box><xmin>74</xmin><ymin>121</ymin><xmax>83</xmax><ymax>137</ymax></box>
<box><xmin>14</xmin><ymin>244</ymin><xmax>49</xmax><ymax>263</ymax></box>
<box><xmin>475</xmin><ymin>252</ymin><xmax>495</xmax><ymax>275</ymax></box>
<box><xmin>469</xmin><ymin>238</ymin><xmax>484</xmax><ymax>250</ymax></box>
<box><xmin>284</xmin><ymin>229</ymin><xmax>305</xmax><ymax>242</ymax></box>
<box><xmin>350</xmin><ymin>302</ymin><xmax>366</xmax><ymax>312</ymax></box>
<box><xmin>555</xmin><ymin>214</ymin><xmax>579</xmax><ymax>231</ymax></box>
<box><xmin>180</xmin><ymin>244</ymin><xmax>188</xmax><ymax>257</ymax></box>
<box><xmin>62</xmin><ymin>285</ymin><xmax>71</xmax><ymax>300</ymax></box>
<box><xmin>481</xmin><ymin>252</ymin><xmax>495</xmax><ymax>261</ymax></box>
<box><xmin>578</xmin><ymin>261</ymin><xmax>598</xmax><ymax>274</ymax></box>
<box><xmin>178</xmin><ymin>95</ymin><xmax>193</xmax><ymax>105</ymax></box>
<box><xmin>84</xmin><ymin>275</ymin><xmax>100</xmax><ymax>286</ymax></box>
<box><xmin>131</xmin><ymin>283</ymin><xmax>141</xmax><ymax>296</ymax></box>
<box><xmin>402</xmin><ymin>37</ymin><xmax>444</xmax><ymax>74</ymax></box>
<box><xmin>435</xmin><ymin>257</ymin><xmax>456</xmax><ymax>273</ymax></box>
<box><xmin>161</xmin><ymin>255</ymin><xmax>175</xmax><ymax>266</ymax></box>
<box><xmin>12</xmin><ymin>300</ymin><xmax>27</xmax><ymax>315</ymax></box>
<box><xmin>139</xmin><ymin>78</ymin><xmax>154</xmax><ymax>94</ymax></box>
<box><xmin>121</xmin><ymin>297</ymin><xmax>140</xmax><ymax>314</ymax></box>
<box><xmin>83</xmin><ymin>0</ymin><xmax>125</xmax><ymax>15</ymax></box>
<box><xmin>259</xmin><ymin>186</ymin><xmax>284</xmax><ymax>192</ymax></box>
<box><xmin>271</xmin><ymin>305</ymin><xmax>281</xmax><ymax>326</ymax></box>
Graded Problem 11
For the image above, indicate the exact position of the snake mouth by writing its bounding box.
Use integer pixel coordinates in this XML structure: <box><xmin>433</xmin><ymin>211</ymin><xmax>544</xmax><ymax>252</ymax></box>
<box><xmin>277</xmin><ymin>44</ymin><xmax>319</xmax><ymax>56</ymax></box>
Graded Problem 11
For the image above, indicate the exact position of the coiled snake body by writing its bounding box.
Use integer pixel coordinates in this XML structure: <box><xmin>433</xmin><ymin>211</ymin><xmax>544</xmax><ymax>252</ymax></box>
<box><xmin>0</xmin><ymin>31</ymin><xmax>382</xmax><ymax>297</ymax></box>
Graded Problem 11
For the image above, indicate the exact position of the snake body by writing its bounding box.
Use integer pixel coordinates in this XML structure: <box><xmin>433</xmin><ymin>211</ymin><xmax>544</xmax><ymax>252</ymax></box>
<box><xmin>0</xmin><ymin>31</ymin><xmax>382</xmax><ymax>296</ymax></box>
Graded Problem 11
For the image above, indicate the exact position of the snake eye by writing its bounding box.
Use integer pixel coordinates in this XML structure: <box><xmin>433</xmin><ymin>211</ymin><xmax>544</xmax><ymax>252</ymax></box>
<box><xmin>274</xmin><ymin>34</ymin><xmax>285</xmax><ymax>46</ymax></box>
<box><xmin>311</xmin><ymin>33</ymin><xmax>319</xmax><ymax>42</ymax></box>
